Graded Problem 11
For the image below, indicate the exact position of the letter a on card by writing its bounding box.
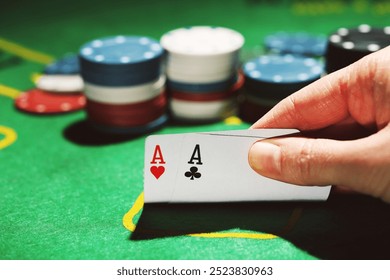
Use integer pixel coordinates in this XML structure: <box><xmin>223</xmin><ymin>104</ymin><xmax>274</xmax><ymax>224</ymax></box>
<box><xmin>150</xmin><ymin>145</ymin><xmax>166</xmax><ymax>164</ymax></box>
<box><xmin>150</xmin><ymin>145</ymin><xmax>165</xmax><ymax>179</ymax></box>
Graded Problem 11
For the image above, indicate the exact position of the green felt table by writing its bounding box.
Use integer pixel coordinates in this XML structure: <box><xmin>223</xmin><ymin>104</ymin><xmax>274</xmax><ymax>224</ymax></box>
<box><xmin>1</xmin><ymin>0</ymin><xmax>390</xmax><ymax>260</ymax></box>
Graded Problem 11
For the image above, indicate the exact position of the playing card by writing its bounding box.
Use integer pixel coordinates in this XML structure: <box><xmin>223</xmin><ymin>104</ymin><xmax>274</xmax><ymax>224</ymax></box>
<box><xmin>144</xmin><ymin>129</ymin><xmax>331</xmax><ymax>203</ymax></box>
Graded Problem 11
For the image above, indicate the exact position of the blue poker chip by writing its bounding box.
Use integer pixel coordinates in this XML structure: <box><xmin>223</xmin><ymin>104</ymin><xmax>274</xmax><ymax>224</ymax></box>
<box><xmin>243</xmin><ymin>54</ymin><xmax>324</xmax><ymax>100</ymax></box>
<box><xmin>167</xmin><ymin>75</ymin><xmax>237</xmax><ymax>93</ymax></box>
<box><xmin>88</xmin><ymin>114</ymin><xmax>168</xmax><ymax>135</ymax></box>
<box><xmin>44</xmin><ymin>54</ymin><xmax>80</xmax><ymax>75</ymax></box>
<box><xmin>264</xmin><ymin>32</ymin><xmax>327</xmax><ymax>57</ymax></box>
<box><xmin>81</xmin><ymin>67</ymin><xmax>162</xmax><ymax>87</ymax></box>
<box><xmin>80</xmin><ymin>35</ymin><xmax>163</xmax><ymax>65</ymax></box>
<box><xmin>79</xmin><ymin>35</ymin><xmax>164</xmax><ymax>86</ymax></box>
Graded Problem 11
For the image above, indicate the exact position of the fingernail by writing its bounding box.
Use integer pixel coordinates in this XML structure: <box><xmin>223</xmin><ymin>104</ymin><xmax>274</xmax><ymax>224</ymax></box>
<box><xmin>249</xmin><ymin>141</ymin><xmax>281</xmax><ymax>176</ymax></box>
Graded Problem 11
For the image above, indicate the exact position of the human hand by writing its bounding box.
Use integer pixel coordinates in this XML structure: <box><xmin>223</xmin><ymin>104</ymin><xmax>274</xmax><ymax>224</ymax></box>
<box><xmin>248</xmin><ymin>46</ymin><xmax>390</xmax><ymax>202</ymax></box>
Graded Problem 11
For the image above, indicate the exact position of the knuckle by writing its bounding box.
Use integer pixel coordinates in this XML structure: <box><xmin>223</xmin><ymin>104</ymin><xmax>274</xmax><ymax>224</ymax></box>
<box><xmin>291</xmin><ymin>139</ymin><xmax>318</xmax><ymax>185</ymax></box>
<box><xmin>297</xmin><ymin>140</ymin><xmax>315</xmax><ymax>184</ymax></box>
<box><xmin>285</xmin><ymin>96</ymin><xmax>301</xmax><ymax>123</ymax></box>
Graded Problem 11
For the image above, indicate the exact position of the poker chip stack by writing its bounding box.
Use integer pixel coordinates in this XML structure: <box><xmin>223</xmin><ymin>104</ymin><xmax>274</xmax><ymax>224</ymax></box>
<box><xmin>160</xmin><ymin>26</ymin><xmax>245</xmax><ymax>122</ymax></box>
<box><xmin>15</xmin><ymin>54</ymin><xmax>86</xmax><ymax>114</ymax></box>
<box><xmin>37</xmin><ymin>54</ymin><xmax>84</xmax><ymax>92</ymax></box>
<box><xmin>240</xmin><ymin>54</ymin><xmax>324</xmax><ymax>123</ymax></box>
<box><xmin>79</xmin><ymin>35</ymin><xmax>167</xmax><ymax>134</ymax></box>
<box><xmin>239</xmin><ymin>31</ymin><xmax>327</xmax><ymax>123</ymax></box>
<box><xmin>325</xmin><ymin>24</ymin><xmax>390</xmax><ymax>73</ymax></box>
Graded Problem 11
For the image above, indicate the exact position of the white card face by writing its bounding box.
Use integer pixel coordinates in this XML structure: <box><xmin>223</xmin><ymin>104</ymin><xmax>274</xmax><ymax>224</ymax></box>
<box><xmin>144</xmin><ymin>129</ymin><xmax>331</xmax><ymax>203</ymax></box>
<box><xmin>144</xmin><ymin>134</ymin><xmax>184</xmax><ymax>203</ymax></box>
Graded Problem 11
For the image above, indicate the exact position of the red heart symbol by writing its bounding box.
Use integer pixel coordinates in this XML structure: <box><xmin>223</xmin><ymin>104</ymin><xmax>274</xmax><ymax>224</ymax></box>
<box><xmin>150</xmin><ymin>166</ymin><xmax>165</xmax><ymax>179</ymax></box>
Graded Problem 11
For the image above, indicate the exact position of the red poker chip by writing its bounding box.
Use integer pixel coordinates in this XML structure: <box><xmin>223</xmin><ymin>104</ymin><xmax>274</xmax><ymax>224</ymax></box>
<box><xmin>15</xmin><ymin>88</ymin><xmax>86</xmax><ymax>114</ymax></box>
<box><xmin>86</xmin><ymin>93</ymin><xmax>167</xmax><ymax>127</ymax></box>
<box><xmin>170</xmin><ymin>72</ymin><xmax>244</xmax><ymax>102</ymax></box>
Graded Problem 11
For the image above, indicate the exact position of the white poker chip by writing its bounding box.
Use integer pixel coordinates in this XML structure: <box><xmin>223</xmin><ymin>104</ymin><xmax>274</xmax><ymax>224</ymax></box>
<box><xmin>167</xmin><ymin>68</ymin><xmax>236</xmax><ymax>84</ymax></box>
<box><xmin>161</xmin><ymin>26</ymin><xmax>244</xmax><ymax>56</ymax></box>
<box><xmin>161</xmin><ymin>26</ymin><xmax>244</xmax><ymax>85</ymax></box>
<box><xmin>167</xmin><ymin>53</ymin><xmax>239</xmax><ymax>68</ymax></box>
<box><xmin>36</xmin><ymin>74</ymin><xmax>84</xmax><ymax>92</ymax></box>
<box><xmin>167</xmin><ymin>58</ymin><xmax>237</xmax><ymax>72</ymax></box>
<box><xmin>170</xmin><ymin>97</ymin><xmax>237</xmax><ymax>121</ymax></box>
<box><xmin>84</xmin><ymin>75</ymin><xmax>165</xmax><ymax>104</ymax></box>
<box><xmin>166</xmin><ymin>62</ymin><xmax>237</xmax><ymax>83</ymax></box>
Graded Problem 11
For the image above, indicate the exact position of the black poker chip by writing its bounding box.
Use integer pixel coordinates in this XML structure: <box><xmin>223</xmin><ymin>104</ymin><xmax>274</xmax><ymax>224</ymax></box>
<box><xmin>325</xmin><ymin>24</ymin><xmax>390</xmax><ymax>73</ymax></box>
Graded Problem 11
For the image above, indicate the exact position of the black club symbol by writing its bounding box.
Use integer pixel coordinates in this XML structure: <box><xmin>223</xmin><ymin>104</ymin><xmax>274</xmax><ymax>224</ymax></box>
<box><xmin>185</xmin><ymin>166</ymin><xmax>201</xmax><ymax>180</ymax></box>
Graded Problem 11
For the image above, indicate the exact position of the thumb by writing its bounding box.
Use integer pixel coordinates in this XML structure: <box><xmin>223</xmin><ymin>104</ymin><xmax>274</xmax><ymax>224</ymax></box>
<box><xmin>248</xmin><ymin>129</ymin><xmax>390</xmax><ymax>202</ymax></box>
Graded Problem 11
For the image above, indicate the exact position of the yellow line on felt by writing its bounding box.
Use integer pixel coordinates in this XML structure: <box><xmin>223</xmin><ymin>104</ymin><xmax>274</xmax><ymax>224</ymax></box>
<box><xmin>123</xmin><ymin>192</ymin><xmax>144</xmax><ymax>232</ymax></box>
<box><xmin>122</xmin><ymin>192</ymin><xmax>278</xmax><ymax>240</ymax></box>
<box><xmin>0</xmin><ymin>126</ymin><xmax>17</xmax><ymax>150</ymax></box>
<box><xmin>0</xmin><ymin>84</ymin><xmax>21</xmax><ymax>99</ymax></box>
<box><xmin>0</xmin><ymin>37</ymin><xmax>54</xmax><ymax>64</ymax></box>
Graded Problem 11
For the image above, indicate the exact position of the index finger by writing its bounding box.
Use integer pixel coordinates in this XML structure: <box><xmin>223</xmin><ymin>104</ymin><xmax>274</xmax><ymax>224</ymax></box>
<box><xmin>250</xmin><ymin>46</ymin><xmax>390</xmax><ymax>130</ymax></box>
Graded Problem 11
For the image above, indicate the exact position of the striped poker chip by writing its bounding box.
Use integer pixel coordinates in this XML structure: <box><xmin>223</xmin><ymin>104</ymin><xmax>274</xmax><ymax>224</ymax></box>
<box><xmin>325</xmin><ymin>24</ymin><xmax>390</xmax><ymax>73</ymax></box>
<box><xmin>15</xmin><ymin>88</ymin><xmax>86</xmax><ymax>114</ymax></box>
<box><xmin>79</xmin><ymin>35</ymin><xmax>164</xmax><ymax>86</ymax></box>
<box><xmin>243</xmin><ymin>54</ymin><xmax>324</xmax><ymax>101</ymax></box>
<box><xmin>84</xmin><ymin>75</ymin><xmax>166</xmax><ymax>104</ymax></box>
<box><xmin>243</xmin><ymin>54</ymin><xmax>323</xmax><ymax>84</ymax></box>
<box><xmin>80</xmin><ymin>35</ymin><xmax>163</xmax><ymax>65</ymax></box>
